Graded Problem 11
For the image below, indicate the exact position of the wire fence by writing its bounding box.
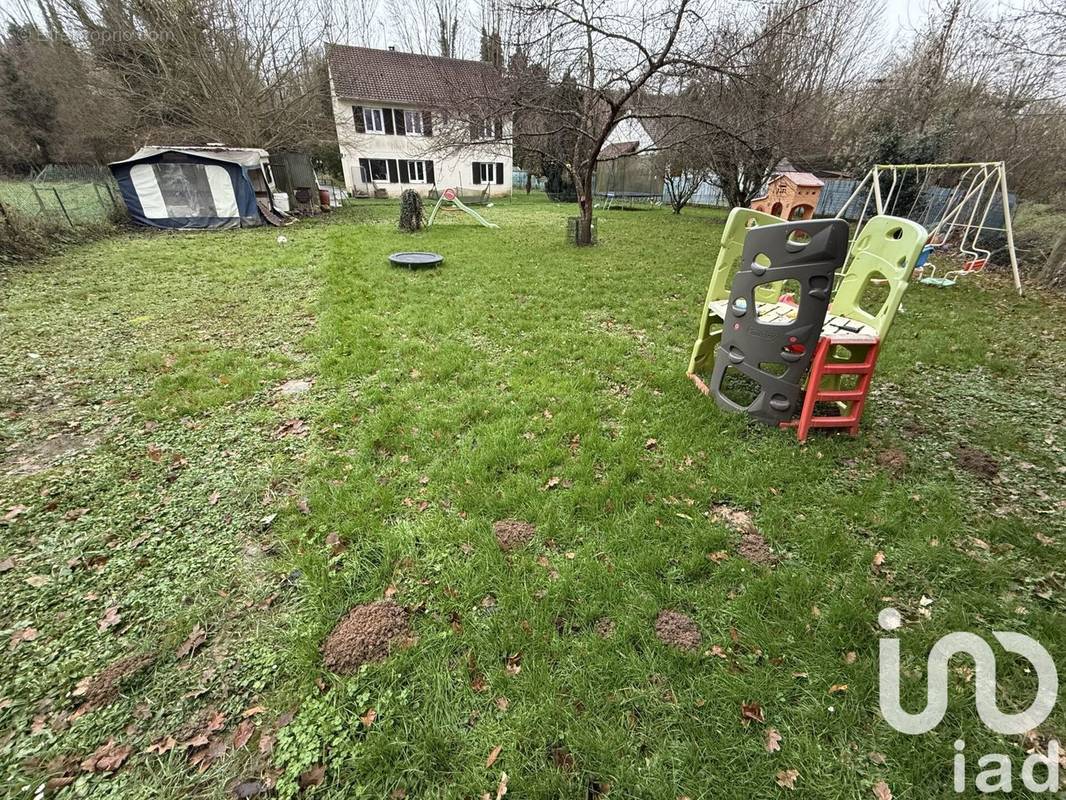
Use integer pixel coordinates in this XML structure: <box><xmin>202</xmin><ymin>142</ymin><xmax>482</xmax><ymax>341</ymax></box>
<box><xmin>0</xmin><ymin>165</ymin><xmax>122</xmax><ymax>229</ymax></box>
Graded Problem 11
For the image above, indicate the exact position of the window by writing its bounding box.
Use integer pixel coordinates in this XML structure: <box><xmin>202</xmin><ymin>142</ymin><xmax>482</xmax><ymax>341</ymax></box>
<box><xmin>359</xmin><ymin>158</ymin><xmax>389</xmax><ymax>182</ymax></box>
<box><xmin>404</xmin><ymin>111</ymin><xmax>423</xmax><ymax>135</ymax></box>
<box><xmin>472</xmin><ymin>161</ymin><xmax>504</xmax><ymax>185</ymax></box>
<box><xmin>407</xmin><ymin>160</ymin><xmax>426</xmax><ymax>183</ymax></box>
<box><xmin>363</xmin><ymin>107</ymin><xmax>385</xmax><ymax>134</ymax></box>
<box><xmin>481</xmin><ymin>119</ymin><xmax>494</xmax><ymax>139</ymax></box>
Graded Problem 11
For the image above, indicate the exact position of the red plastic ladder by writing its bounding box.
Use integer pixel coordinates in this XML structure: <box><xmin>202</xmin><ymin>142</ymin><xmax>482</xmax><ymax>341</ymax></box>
<box><xmin>783</xmin><ymin>336</ymin><xmax>881</xmax><ymax>441</ymax></box>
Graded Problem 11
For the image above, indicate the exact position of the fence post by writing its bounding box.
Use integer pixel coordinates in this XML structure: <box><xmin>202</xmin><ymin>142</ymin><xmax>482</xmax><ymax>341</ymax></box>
<box><xmin>104</xmin><ymin>183</ymin><xmax>119</xmax><ymax>210</ymax></box>
<box><xmin>52</xmin><ymin>187</ymin><xmax>74</xmax><ymax>228</ymax></box>
<box><xmin>30</xmin><ymin>184</ymin><xmax>46</xmax><ymax>213</ymax></box>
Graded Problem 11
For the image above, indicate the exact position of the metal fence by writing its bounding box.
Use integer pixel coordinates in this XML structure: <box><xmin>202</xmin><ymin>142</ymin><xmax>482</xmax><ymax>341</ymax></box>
<box><xmin>0</xmin><ymin>165</ymin><xmax>122</xmax><ymax>229</ymax></box>
<box><xmin>662</xmin><ymin>175</ymin><xmax>1017</xmax><ymax>231</ymax></box>
<box><xmin>817</xmin><ymin>178</ymin><xmax>1017</xmax><ymax>229</ymax></box>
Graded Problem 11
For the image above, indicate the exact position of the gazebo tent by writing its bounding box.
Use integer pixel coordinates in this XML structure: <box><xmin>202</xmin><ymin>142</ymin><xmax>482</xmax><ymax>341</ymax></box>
<box><xmin>109</xmin><ymin>147</ymin><xmax>264</xmax><ymax>229</ymax></box>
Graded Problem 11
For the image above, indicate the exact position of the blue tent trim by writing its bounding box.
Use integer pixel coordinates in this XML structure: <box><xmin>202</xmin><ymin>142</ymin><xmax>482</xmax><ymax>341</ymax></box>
<box><xmin>109</xmin><ymin>149</ymin><xmax>263</xmax><ymax>230</ymax></box>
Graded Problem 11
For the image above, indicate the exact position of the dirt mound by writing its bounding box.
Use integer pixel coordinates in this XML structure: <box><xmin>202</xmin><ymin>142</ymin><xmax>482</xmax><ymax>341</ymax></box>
<box><xmin>738</xmin><ymin>531</ymin><xmax>778</xmax><ymax>567</ymax></box>
<box><xmin>876</xmin><ymin>447</ymin><xmax>907</xmax><ymax>475</ymax></box>
<box><xmin>72</xmin><ymin>653</ymin><xmax>156</xmax><ymax>711</ymax></box>
<box><xmin>594</xmin><ymin>618</ymin><xmax>615</xmax><ymax>638</ymax></box>
<box><xmin>321</xmin><ymin>600</ymin><xmax>410</xmax><ymax>674</ymax></box>
<box><xmin>493</xmin><ymin>519</ymin><xmax>536</xmax><ymax>551</ymax></box>
<box><xmin>654</xmin><ymin>610</ymin><xmax>701</xmax><ymax>651</ymax></box>
<box><xmin>953</xmin><ymin>444</ymin><xmax>999</xmax><ymax>478</ymax></box>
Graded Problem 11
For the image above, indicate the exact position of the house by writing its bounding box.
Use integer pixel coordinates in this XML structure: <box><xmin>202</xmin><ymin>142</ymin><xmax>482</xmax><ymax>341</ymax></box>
<box><xmin>750</xmin><ymin>172</ymin><xmax>825</xmax><ymax>220</ymax></box>
<box><xmin>327</xmin><ymin>45</ymin><xmax>512</xmax><ymax>198</ymax></box>
<box><xmin>594</xmin><ymin>116</ymin><xmax>662</xmax><ymax>199</ymax></box>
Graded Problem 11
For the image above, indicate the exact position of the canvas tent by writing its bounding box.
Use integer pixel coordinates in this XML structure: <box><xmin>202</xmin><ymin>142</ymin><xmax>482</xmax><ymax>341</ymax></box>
<box><xmin>109</xmin><ymin>147</ymin><xmax>272</xmax><ymax>229</ymax></box>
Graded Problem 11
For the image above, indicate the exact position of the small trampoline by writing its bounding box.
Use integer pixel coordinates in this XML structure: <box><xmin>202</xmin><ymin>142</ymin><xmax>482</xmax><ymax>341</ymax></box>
<box><xmin>388</xmin><ymin>251</ymin><xmax>443</xmax><ymax>269</ymax></box>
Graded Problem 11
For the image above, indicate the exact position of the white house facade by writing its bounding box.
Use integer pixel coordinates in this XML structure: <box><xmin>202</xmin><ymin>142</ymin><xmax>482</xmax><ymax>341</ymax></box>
<box><xmin>327</xmin><ymin>45</ymin><xmax>512</xmax><ymax>198</ymax></box>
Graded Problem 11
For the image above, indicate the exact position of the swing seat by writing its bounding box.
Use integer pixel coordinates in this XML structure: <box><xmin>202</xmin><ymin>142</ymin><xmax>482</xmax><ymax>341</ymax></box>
<box><xmin>920</xmin><ymin>276</ymin><xmax>957</xmax><ymax>288</ymax></box>
<box><xmin>963</xmin><ymin>257</ymin><xmax>988</xmax><ymax>272</ymax></box>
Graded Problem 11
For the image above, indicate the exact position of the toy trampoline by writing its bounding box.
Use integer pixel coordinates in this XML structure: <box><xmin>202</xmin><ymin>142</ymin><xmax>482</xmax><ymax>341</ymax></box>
<box><xmin>388</xmin><ymin>252</ymin><xmax>444</xmax><ymax>268</ymax></box>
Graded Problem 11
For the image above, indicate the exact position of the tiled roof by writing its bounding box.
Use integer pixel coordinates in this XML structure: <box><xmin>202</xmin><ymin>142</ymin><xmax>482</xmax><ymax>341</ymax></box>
<box><xmin>777</xmin><ymin>171</ymin><xmax>824</xmax><ymax>187</ymax></box>
<box><xmin>327</xmin><ymin>44</ymin><xmax>502</xmax><ymax>107</ymax></box>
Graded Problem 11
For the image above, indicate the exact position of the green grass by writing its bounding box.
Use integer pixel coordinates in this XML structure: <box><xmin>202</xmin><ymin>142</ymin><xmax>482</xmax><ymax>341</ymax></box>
<box><xmin>1</xmin><ymin>197</ymin><xmax>1064</xmax><ymax>799</ymax></box>
<box><xmin>0</xmin><ymin>180</ymin><xmax>117</xmax><ymax>225</ymax></box>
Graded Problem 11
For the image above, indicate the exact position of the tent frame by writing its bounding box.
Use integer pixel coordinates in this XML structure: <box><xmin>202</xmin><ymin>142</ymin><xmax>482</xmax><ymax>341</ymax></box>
<box><xmin>835</xmin><ymin>161</ymin><xmax>1022</xmax><ymax>294</ymax></box>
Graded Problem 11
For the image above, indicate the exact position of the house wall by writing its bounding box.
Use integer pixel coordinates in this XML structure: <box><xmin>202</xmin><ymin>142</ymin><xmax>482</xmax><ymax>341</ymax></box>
<box><xmin>329</xmin><ymin>76</ymin><xmax>512</xmax><ymax>198</ymax></box>
<box><xmin>602</xmin><ymin>117</ymin><xmax>656</xmax><ymax>151</ymax></box>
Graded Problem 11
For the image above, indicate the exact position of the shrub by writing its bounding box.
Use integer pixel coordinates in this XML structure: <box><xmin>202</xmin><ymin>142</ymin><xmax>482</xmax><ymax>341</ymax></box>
<box><xmin>398</xmin><ymin>189</ymin><xmax>425</xmax><ymax>232</ymax></box>
<box><xmin>1012</xmin><ymin>201</ymin><xmax>1066</xmax><ymax>291</ymax></box>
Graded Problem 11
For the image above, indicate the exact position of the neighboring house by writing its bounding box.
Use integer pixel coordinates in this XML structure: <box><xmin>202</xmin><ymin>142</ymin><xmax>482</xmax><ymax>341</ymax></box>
<box><xmin>327</xmin><ymin>44</ymin><xmax>512</xmax><ymax>198</ymax></box>
<box><xmin>595</xmin><ymin>116</ymin><xmax>661</xmax><ymax>198</ymax></box>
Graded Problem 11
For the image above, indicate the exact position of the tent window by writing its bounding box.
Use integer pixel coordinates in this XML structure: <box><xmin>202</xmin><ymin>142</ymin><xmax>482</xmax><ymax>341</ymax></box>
<box><xmin>363</xmin><ymin>107</ymin><xmax>386</xmax><ymax>134</ymax></box>
<box><xmin>151</xmin><ymin>163</ymin><xmax>218</xmax><ymax>218</ymax></box>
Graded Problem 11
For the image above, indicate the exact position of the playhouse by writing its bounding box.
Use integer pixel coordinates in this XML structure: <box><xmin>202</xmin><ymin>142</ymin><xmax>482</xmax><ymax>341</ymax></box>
<box><xmin>750</xmin><ymin>172</ymin><xmax>824</xmax><ymax>220</ymax></box>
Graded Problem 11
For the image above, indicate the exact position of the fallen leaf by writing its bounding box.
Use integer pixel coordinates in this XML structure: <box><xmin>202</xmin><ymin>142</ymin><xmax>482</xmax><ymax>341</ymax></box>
<box><xmin>146</xmin><ymin>735</ymin><xmax>177</xmax><ymax>755</ymax></box>
<box><xmin>232</xmin><ymin>719</ymin><xmax>254</xmax><ymax>749</ymax></box>
<box><xmin>189</xmin><ymin>736</ymin><xmax>227</xmax><ymax>772</ymax></box>
<box><xmin>273</xmin><ymin>419</ymin><xmax>309</xmax><ymax>439</ymax></box>
<box><xmin>3</xmin><ymin>505</ymin><xmax>29</xmax><ymax>522</ymax></box>
<box><xmin>919</xmin><ymin>595</ymin><xmax>934</xmax><ymax>607</ymax></box>
<box><xmin>9</xmin><ymin>627</ymin><xmax>39</xmax><ymax>650</ymax></box>
<box><xmin>98</xmin><ymin>606</ymin><xmax>122</xmax><ymax>631</ymax></box>
<box><xmin>486</xmin><ymin>744</ymin><xmax>503</xmax><ymax>768</ymax></box>
<box><xmin>543</xmin><ymin>476</ymin><xmax>561</xmax><ymax>491</ymax></box>
<box><xmin>208</xmin><ymin>490</ymin><xmax>221</xmax><ymax>506</ymax></box>
<box><xmin>844</xmin><ymin>651</ymin><xmax>858</xmax><ymax>664</ymax></box>
<box><xmin>80</xmin><ymin>739</ymin><xmax>132</xmax><ymax>773</ymax></box>
<box><xmin>776</xmin><ymin>769</ymin><xmax>799</xmax><ymax>789</ymax></box>
<box><xmin>176</xmin><ymin>624</ymin><xmax>207</xmax><ymax>659</ymax></box>
<box><xmin>645</xmin><ymin>438</ymin><xmax>658</xmax><ymax>450</ymax></box>
<box><xmin>505</xmin><ymin>653</ymin><xmax>522</xmax><ymax>676</ymax></box>
<box><xmin>241</xmin><ymin>705</ymin><xmax>267</xmax><ymax>719</ymax></box>
<box><xmin>25</xmin><ymin>574</ymin><xmax>51</xmax><ymax>588</ymax></box>
<box><xmin>867</xmin><ymin>751</ymin><xmax>887</xmax><ymax>765</ymax></box>
<box><xmin>298</xmin><ymin>764</ymin><xmax>325</xmax><ymax>788</ymax></box>
<box><xmin>233</xmin><ymin>780</ymin><xmax>267</xmax><ymax>798</ymax></box>
<box><xmin>360</xmin><ymin>708</ymin><xmax>377</xmax><ymax>728</ymax></box>
<box><xmin>296</xmin><ymin>497</ymin><xmax>311</xmax><ymax>515</ymax></box>
<box><xmin>741</xmin><ymin>701</ymin><xmax>765</xmax><ymax>725</ymax></box>
<box><xmin>764</xmin><ymin>727</ymin><xmax>782</xmax><ymax>753</ymax></box>
<box><xmin>828</xmin><ymin>684</ymin><xmax>849</xmax><ymax>695</ymax></box>
<box><xmin>325</xmin><ymin>531</ymin><xmax>345</xmax><ymax>556</ymax></box>
<box><xmin>706</xmin><ymin>550</ymin><xmax>730</xmax><ymax>563</ymax></box>
<box><xmin>871</xmin><ymin>551</ymin><xmax>886</xmax><ymax>568</ymax></box>
<box><xmin>872</xmin><ymin>780</ymin><xmax>892</xmax><ymax>800</ymax></box>
<box><xmin>146</xmin><ymin>444</ymin><xmax>163</xmax><ymax>462</ymax></box>
<box><xmin>495</xmin><ymin>771</ymin><xmax>509</xmax><ymax>799</ymax></box>
<box><xmin>0</xmin><ymin>557</ymin><xmax>15</xmax><ymax>572</ymax></box>
<box><xmin>494</xmin><ymin>697</ymin><xmax>509</xmax><ymax>712</ymax></box>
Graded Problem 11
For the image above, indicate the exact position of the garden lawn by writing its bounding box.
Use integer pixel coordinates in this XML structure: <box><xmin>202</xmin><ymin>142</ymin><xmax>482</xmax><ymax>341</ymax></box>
<box><xmin>1</xmin><ymin>197</ymin><xmax>1064</xmax><ymax>799</ymax></box>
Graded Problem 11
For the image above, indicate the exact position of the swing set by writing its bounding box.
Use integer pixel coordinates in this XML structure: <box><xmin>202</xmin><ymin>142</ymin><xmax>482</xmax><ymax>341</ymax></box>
<box><xmin>834</xmin><ymin>161</ymin><xmax>1022</xmax><ymax>293</ymax></box>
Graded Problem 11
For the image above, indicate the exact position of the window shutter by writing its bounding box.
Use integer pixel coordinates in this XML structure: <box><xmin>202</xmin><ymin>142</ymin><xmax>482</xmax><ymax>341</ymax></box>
<box><xmin>354</xmin><ymin>106</ymin><xmax>365</xmax><ymax>134</ymax></box>
<box><xmin>494</xmin><ymin>119</ymin><xmax>503</xmax><ymax>140</ymax></box>
<box><xmin>496</xmin><ymin>162</ymin><xmax>504</xmax><ymax>185</ymax></box>
<box><xmin>472</xmin><ymin>162</ymin><xmax>481</xmax><ymax>185</ymax></box>
<box><xmin>394</xmin><ymin>109</ymin><xmax>406</xmax><ymax>136</ymax></box>
<box><xmin>469</xmin><ymin>119</ymin><xmax>479</xmax><ymax>140</ymax></box>
<box><xmin>383</xmin><ymin>109</ymin><xmax>395</xmax><ymax>135</ymax></box>
<box><xmin>399</xmin><ymin>160</ymin><xmax>410</xmax><ymax>183</ymax></box>
<box><xmin>426</xmin><ymin>161</ymin><xmax>435</xmax><ymax>184</ymax></box>
<box><xmin>358</xmin><ymin>158</ymin><xmax>369</xmax><ymax>182</ymax></box>
<box><xmin>387</xmin><ymin>159</ymin><xmax>399</xmax><ymax>183</ymax></box>
<box><xmin>422</xmin><ymin>111</ymin><xmax>433</xmax><ymax>136</ymax></box>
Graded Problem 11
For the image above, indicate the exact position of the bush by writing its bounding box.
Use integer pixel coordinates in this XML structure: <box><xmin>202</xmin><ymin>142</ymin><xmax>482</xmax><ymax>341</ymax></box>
<box><xmin>0</xmin><ymin>204</ymin><xmax>118</xmax><ymax>267</ymax></box>
<box><xmin>398</xmin><ymin>189</ymin><xmax>425</xmax><ymax>232</ymax></box>
<box><xmin>1012</xmin><ymin>201</ymin><xmax>1066</xmax><ymax>291</ymax></box>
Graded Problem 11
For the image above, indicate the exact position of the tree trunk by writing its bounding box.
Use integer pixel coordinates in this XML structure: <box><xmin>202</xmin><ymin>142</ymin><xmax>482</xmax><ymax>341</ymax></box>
<box><xmin>576</xmin><ymin>170</ymin><xmax>594</xmax><ymax>246</ymax></box>
<box><xmin>525</xmin><ymin>173</ymin><xmax>532</xmax><ymax>194</ymax></box>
